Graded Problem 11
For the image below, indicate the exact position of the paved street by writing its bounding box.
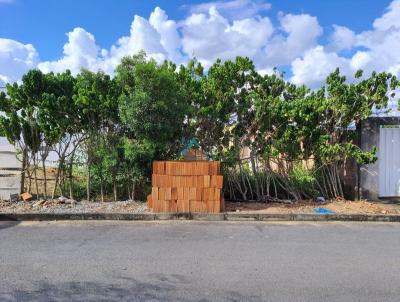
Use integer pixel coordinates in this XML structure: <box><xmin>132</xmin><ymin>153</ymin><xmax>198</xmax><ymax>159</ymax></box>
<box><xmin>1</xmin><ymin>221</ymin><xmax>400</xmax><ymax>301</ymax></box>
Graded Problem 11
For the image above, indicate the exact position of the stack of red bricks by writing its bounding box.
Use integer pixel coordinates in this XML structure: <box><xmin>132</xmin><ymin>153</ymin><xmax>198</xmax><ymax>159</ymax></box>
<box><xmin>147</xmin><ymin>161</ymin><xmax>224</xmax><ymax>213</ymax></box>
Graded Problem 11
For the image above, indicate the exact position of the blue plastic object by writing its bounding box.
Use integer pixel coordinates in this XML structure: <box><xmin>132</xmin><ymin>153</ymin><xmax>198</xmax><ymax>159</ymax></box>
<box><xmin>179</xmin><ymin>137</ymin><xmax>213</xmax><ymax>160</ymax></box>
<box><xmin>314</xmin><ymin>207</ymin><xmax>335</xmax><ymax>214</ymax></box>
<box><xmin>180</xmin><ymin>137</ymin><xmax>200</xmax><ymax>157</ymax></box>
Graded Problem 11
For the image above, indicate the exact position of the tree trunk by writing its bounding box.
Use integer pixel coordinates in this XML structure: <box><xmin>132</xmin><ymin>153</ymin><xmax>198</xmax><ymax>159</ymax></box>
<box><xmin>33</xmin><ymin>155</ymin><xmax>39</xmax><ymax>198</ymax></box>
<box><xmin>86</xmin><ymin>147</ymin><xmax>91</xmax><ymax>201</ymax></box>
<box><xmin>69</xmin><ymin>172</ymin><xmax>73</xmax><ymax>200</ymax></box>
<box><xmin>131</xmin><ymin>181</ymin><xmax>136</xmax><ymax>201</ymax></box>
<box><xmin>113</xmin><ymin>180</ymin><xmax>117</xmax><ymax>201</ymax></box>
<box><xmin>250</xmin><ymin>149</ymin><xmax>261</xmax><ymax>200</ymax></box>
<box><xmin>68</xmin><ymin>150</ymin><xmax>76</xmax><ymax>200</ymax></box>
<box><xmin>52</xmin><ymin>140</ymin><xmax>71</xmax><ymax>199</ymax></box>
<box><xmin>238</xmin><ymin>162</ymin><xmax>248</xmax><ymax>201</ymax></box>
<box><xmin>27</xmin><ymin>169</ymin><xmax>32</xmax><ymax>193</ymax></box>
<box><xmin>100</xmin><ymin>181</ymin><xmax>104</xmax><ymax>202</ymax></box>
<box><xmin>52</xmin><ymin>162</ymin><xmax>62</xmax><ymax>199</ymax></box>
<box><xmin>42</xmin><ymin>158</ymin><xmax>47</xmax><ymax>200</ymax></box>
<box><xmin>86</xmin><ymin>165</ymin><xmax>90</xmax><ymax>202</ymax></box>
<box><xmin>20</xmin><ymin>148</ymin><xmax>27</xmax><ymax>194</ymax></box>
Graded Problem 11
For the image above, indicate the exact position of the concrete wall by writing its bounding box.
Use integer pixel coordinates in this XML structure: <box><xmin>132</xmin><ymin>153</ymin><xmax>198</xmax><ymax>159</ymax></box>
<box><xmin>0</xmin><ymin>141</ymin><xmax>21</xmax><ymax>200</ymax></box>
<box><xmin>360</xmin><ymin>117</ymin><xmax>400</xmax><ymax>201</ymax></box>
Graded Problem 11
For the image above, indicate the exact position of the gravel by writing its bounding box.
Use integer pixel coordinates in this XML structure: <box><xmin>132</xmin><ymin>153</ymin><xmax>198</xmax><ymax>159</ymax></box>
<box><xmin>0</xmin><ymin>199</ymin><xmax>148</xmax><ymax>214</ymax></box>
<box><xmin>1</xmin><ymin>198</ymin><xmax>400</xmax><ymax>215</ymax></box>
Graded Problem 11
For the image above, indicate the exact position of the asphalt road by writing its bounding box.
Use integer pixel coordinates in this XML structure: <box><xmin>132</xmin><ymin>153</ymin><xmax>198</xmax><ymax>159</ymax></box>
<box><xmin>1</xmin><ymin>221</ymin><xmax>400</xmax><ymax>302</ymax></box>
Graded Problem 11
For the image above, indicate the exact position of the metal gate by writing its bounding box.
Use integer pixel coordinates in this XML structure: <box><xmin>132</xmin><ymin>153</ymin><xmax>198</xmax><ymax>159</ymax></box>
<box><xmin>379</xmin><ymin>126</ymin><xmax>400</xmax><ymax>197</ymax></box>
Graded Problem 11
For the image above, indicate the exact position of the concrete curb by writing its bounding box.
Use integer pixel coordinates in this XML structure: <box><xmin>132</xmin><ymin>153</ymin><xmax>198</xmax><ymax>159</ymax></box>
<box><xmin>1</xmin><ymin>212</ymin><xmax>400</xmax><ymax>222</ymax></box>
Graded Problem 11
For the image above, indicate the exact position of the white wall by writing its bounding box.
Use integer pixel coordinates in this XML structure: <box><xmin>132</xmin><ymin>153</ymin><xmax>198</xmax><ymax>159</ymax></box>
<box><xmin>0</xmin><ymin>138</ymin><xmax>21</xmax><ymax>200</ymax></box>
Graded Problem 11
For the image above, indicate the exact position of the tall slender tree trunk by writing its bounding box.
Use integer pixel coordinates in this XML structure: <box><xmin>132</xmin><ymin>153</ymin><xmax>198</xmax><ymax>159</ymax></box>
<box><xmin>250</xmin><ymin>149</ymin><xmax>260</xmax><ymax>200</ymax></box>
<box><xmin>131</xmin><ymin>181</ymin><xmax>136</xmax><ymax>201</ymax></box>
<box><xmin>28</xmin><ymin>169</ymin><xmax>32</xmax><ymax>193</ymax></box>
<box><xmin>100</xmin><ymin>180</ymin><xmax>104</xmax><ymax>202</ymax></box>
<box><xmin>68</xmin><ymin>149</ymin><xmax>76</xmax><ymax>200</ymax></box>
<box><xmin>113</xmin><ymin>180</ymin><xmax>117</xmax><ymax>201</ymax></box>
<box><xmin>86</xmin><ymin>146</ymin><xmax>91</xmax><ymax>201</ymax></box>
<box><xmin>52</xmin><ymin>160</ymin><xmax>64</xmax><ymax>199</ymax></box>
<box><xmin>86</xmin><ymin>165</ymin><xmax>90</xmax><ymax>202</ymax></box>
<box><xmin>52</xmin><ymin>167</ymin><xmax>60</xmax><ymax>199</ymax></box>
<box><xmin>60</xmin><ymin>169</ymin><xmax>66</xmax><ymax>196</ymax></box>
<box><xmin>20</xmin><ymin>148</ymin><xmax>27</xmax><ymax>194</ymax></box>
<box><xmin>238</xmin><ymin>162</ymin><xmax>248</xmax><ymax>201</ymax></box>
<box><xmin>52</xmin><ymin>139</ymin><xmax>71</xmax><ymax>199</ymax></box>
<box><xmin>42</xmin><ymin>158</ymin><xmax>47</xmax><ymax>199</ymax></box>
<box><xmin>33</xmin><ymin>155</ymin><xmax>39</xmax><ymax>198</ymax></box>
<box><xmin>69</xmin><ymin>168</ymin><xmax>73</xmax><ymax>200</ymax></box>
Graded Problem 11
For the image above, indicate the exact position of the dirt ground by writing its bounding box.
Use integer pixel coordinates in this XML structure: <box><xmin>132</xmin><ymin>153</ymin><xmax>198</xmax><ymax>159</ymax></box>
<box><xmin>0</xmin><ymin>200</ymin><xmax>148</xmax><ymax>214</ymax></box>
<box><xmin>225</xmin><ymin>198</ymin><xmax>400</xmax><ymax>215</ymax></box>
<box><xmin>1</xmin><ymin>198</ymin><xmax>400</xmax><ymax>215</ymax></box>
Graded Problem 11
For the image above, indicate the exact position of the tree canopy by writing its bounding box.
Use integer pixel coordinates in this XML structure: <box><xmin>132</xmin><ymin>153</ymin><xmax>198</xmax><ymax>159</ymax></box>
<box><xmin>0</xmin><ymin>53</ymin><xmax>398</xmax><ymax>201</ymax></box>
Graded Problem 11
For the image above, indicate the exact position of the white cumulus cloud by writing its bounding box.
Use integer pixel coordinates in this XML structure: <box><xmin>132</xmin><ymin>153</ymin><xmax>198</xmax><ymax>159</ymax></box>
<box><xmin>264</xmin><ymin>13</ymin><xmax>322</xmax><ymax>66</ymax></box>
<box><xmin>0</xmin><ymin>0</ymin><xmax>399</xmax><ymax>106</ymax></box>
<box><xmin>102</xmin><ymin>13</ymin><xmax>169</xmax><ymax>72</ymax></box>
<box><xmin>290</xmin><ymin>46</ymin><xmax>351</xmax><ymax>88</ymax></box>
<box><xmin>149</xmin><ymin>7</ymin><xmax>184</xmax><ymax>64</ymax></box>
<box><xmin>181</xmin><ymin>6</ymin><xmax>273</xmax><ymax>68</ymax></box>
<box><xmin>0</xmin><ymin>38</ymin><xmax>39</xmax><ymax>84</ymax></box>
<box><xmin>186</xmin><ymin>0</ymin><xmax>271</xmax><ymax>19</ymax></box>
<box><xmin>327</xmin><ymin>25</ymin><xmax>356</xmax><ymax>52</ymax></box>
<box><xmin>289</xmin><ymin>0</ymin><xmax>400</xmax><ymax>94</ymax></box>
<box><xmin>38</xmin><ymin>7</ymin><xmax>181</xmax><ymax>75</ymax></box>
<box><xmin>38</xmin><ymin>27</ymin><xmax>101</xmax><ymax>74</ymax></box>
<box><xmin>373</xmin><ymin>0</ymin><xmax>400</xmax><ymax>30</ymax></box>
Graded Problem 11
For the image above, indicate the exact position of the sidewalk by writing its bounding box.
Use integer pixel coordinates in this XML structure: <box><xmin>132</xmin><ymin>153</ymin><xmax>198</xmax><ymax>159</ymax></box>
<box><xmin>1</xmin><ymin>199</ymin><xmax>400</xmax><ymax>222</ymax></box>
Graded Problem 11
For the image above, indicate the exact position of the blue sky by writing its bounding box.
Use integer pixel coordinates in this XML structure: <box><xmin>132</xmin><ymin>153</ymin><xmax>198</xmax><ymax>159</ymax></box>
<box><xmin>0</xmin><ymin>0</ymin><xmax>399</xmax><ymax>88</ymax></box>
<box><xmin>0</xmin><ymin>0</ymin><xmax>392</xmax><ymax>60</ymax></box>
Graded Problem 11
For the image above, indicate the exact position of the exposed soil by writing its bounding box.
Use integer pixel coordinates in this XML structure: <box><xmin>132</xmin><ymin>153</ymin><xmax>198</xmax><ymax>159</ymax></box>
<box><xmin>1</xmin><ymin>198</ymin><xmax>399</xmax><ymax>215</ymax></box>
<box><xmin>225</xmin><ymin>198</ymin><xmax>400</xmax><ymax>215</ymax></box>
<box><xmin>0</xmin><ymin>199</ymin><xmax>148</xmax><ymax>214</ymax></box>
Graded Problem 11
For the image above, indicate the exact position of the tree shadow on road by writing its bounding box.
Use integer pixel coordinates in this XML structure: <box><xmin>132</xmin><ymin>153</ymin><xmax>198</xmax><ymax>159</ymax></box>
<box><xmin>1</xmin><ymin>277</ymin><xmax>176</xmax><ymax>302</ymax></box>
<box><xmin>0</xmin><ymin>276</ymin><xmax>262</xmax><ymax>302</ymax></box>
<box><xmin>0</xmin><ymin>221</ymin><xmax>20</xmax><ymax>231</ymax></box>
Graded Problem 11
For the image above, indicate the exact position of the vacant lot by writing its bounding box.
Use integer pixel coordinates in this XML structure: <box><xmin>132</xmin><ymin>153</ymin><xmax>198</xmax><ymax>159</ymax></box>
<box><xmin>1</xmin><ymin>198</ymin><xmax>400</xmax><ymax>215</ymax></box>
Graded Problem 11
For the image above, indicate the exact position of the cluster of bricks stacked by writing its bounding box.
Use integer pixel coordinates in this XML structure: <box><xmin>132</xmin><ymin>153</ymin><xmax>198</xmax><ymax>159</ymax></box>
<box><xmin>147</xmin><ymin>161</ymin><xmax>224</xmax><ymax>213</ymax></box>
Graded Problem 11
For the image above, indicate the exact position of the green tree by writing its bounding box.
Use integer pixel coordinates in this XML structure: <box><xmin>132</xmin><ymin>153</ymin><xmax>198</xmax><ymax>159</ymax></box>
<box><xmin>120</xmin><ymin>60</ymin><xmax>186</xmax><ymax>155</ymax></box>
<box><xmin>118</xmin><ymin>57</ymin><xmax>187</xmax><ymax>156</ymax></box>
<box><xmin>73</xmin><ymin>69</ymin><xmax>119</xmax><ymax>200</ymax></box>
<box><xmin>0</xmin><ymin>69</ymin><xmax>76</xmax><ymax>198</ymax></box>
